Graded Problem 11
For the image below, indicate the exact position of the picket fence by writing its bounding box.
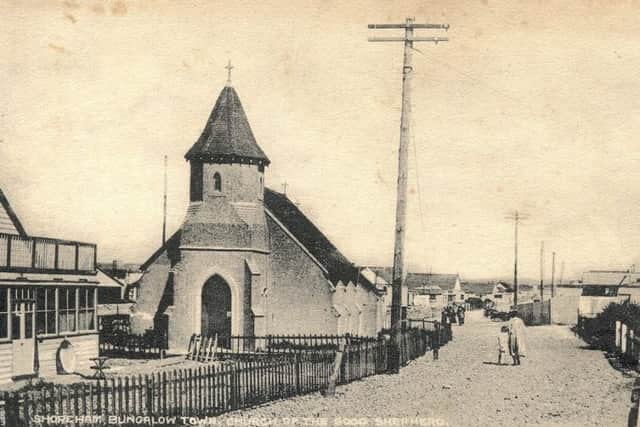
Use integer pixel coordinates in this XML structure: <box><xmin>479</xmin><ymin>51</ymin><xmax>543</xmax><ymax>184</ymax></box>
<box><xmin>576</xmin><ymin>316</ymin><xmax>640</xmax><ymax>365</ymax></box>
<box><xmin>614</xmin><ymin>320</ymin><xmax>640</xmax><ymax>365</ymax></box>
<box><xmin>1</xmin><ymin>326</ymin><xmax>451</xmax><ymax>426</ymax></box>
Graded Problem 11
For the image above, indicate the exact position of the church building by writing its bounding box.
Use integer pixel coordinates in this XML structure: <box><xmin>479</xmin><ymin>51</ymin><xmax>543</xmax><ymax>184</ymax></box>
<box><xmin>131</xmin><ymin>76</ymin><xmax>383</xmax><ymax>351</ymax></box>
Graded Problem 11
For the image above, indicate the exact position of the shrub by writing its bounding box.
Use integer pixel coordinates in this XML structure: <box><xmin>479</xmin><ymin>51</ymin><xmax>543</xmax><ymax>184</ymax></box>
<box><xmin>592</xmin><ymin>301</ymin><xmax>640</xmax><ymax>351</ymax></box>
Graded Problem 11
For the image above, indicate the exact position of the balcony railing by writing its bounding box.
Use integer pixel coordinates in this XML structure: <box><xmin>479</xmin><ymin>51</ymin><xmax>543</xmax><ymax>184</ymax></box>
<box><xmin>0</xmin><ymin>233</ymin><xmax>96</xmax><ymax>275</ymax></box>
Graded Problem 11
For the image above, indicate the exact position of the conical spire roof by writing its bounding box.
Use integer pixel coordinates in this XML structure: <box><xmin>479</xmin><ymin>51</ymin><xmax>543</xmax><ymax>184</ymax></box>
<box><xmin>185</xmin><ymin>86</ymin><xmax>270</xmax><ymax>165</ymax></box>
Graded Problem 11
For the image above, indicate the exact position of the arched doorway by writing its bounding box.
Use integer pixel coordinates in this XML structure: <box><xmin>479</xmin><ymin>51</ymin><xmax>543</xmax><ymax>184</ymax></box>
<box><xmin>201</xmin><ymin>275</ymin><xmax>232</xmax><ymax>341</ymax></box>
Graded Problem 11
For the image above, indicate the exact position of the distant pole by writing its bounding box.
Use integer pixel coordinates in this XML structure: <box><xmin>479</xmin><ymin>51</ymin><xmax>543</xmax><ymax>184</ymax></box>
<box><xmin>368</xmin><ymin>17</ymin><xmax>449</xmax><ymax>374</ymax></box>
<box><xmin>514</xmin><ymin>212</ymin><xmax>519</xmax><ymax>306</ymax></box>
<box><xmin>559</xmin><ymin>260</ymin><xmax>565</xmax><ymax>286</ymax></box>
<box><xmin>539</xmin><ymin>241</ymin><xmax>545</xmax><ymax>301</ymax></box>
<box><xmin>162</xmin><ymin>155</ymin><xmax>168</xmax><ymax>245</ymax></box>
<box><xmin>282</xmin><ymin>182</ymin><xmax>288</xmax><ymax>195</ymax></box>
<box><xmin>551</xmin><ymin>252</ymin><xmax>556</xmax><ymax>297</ymax></box>
<box><xmin>505</xmin><ymin>210</ymin><xmax>529</xmax><ymax>307</ymax></box>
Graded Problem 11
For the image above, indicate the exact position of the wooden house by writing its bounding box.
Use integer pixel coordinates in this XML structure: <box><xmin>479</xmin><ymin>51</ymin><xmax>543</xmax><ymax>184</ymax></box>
<box><xmin>0</xmin><ymin>188</ymin><xmax>118</xmax><ymax>383</ymax></box>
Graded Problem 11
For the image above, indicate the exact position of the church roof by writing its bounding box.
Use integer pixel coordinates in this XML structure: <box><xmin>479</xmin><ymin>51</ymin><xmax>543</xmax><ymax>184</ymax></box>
<box><xmin>185</xmin><ymin>86</ymin><xmax>270</xmax><ymax>165</ymax></box>
<box><xmin>264</xmin><ymin>189</ymin><xmax>367</xmax><ymax>288</ymax></box>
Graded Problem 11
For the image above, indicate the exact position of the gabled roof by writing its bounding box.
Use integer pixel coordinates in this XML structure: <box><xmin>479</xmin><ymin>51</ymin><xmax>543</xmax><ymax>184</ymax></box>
<box><xmin>185</xmin><ymin>86</ymin><xmax>270</xmax><ymax>165</ymax></box>
<box><xmin>581</xmin><ymin>270</ymin><xmax>638</xmax><ymax>286</ymax></box>
<box><xmin>461</xmin><ymin>282</ymin><xmax>495</xmax><ymax>296</ymax></box>
<box><xmin>0</xmin><ymin>188</ymin><xmax>27</xmax><ymax>236</ymax></box>
<box><xmin>264</xmin><ymin>188</ymin><xmax>364</xmax><ymax>287</ymax></box>
<box><xmin>367</xmin><ymin>267</ymin><xmax>460</xmax><ymax>291</ymax></box>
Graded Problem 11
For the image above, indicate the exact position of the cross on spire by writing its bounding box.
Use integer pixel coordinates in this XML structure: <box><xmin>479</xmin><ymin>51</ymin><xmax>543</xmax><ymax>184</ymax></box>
<box><xmin>225</xmin><ymin>60</ymin><xmax>234</xmax><ymax>86</ymax></box>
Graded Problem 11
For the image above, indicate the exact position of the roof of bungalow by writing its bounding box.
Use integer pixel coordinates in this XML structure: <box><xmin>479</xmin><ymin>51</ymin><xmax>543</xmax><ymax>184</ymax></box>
<box><xmin>460</xmin><ymin>281</ymin><xmax>496</xmax><ymax>296</ymax></box>
<box><xmin>366</xmin><ymin>267</ymin><xmax>460</xmax><ymax>291</ymax></box>
<box><xmin>0</xmin><ymin>188</ymin><xmax>27</xmax><ymax>236</ymax></box>
<box><xmin>581</xmin><ymin>270</ymin><xmax>640</xmax><ymax>286</ymax></box>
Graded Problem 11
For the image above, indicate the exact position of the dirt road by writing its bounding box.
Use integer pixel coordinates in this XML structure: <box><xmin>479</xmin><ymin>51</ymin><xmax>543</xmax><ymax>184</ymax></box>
<box><xmin>221</xmin><ymin>310</ymin><xmax>635</xmax><ymax>426</ymax></box>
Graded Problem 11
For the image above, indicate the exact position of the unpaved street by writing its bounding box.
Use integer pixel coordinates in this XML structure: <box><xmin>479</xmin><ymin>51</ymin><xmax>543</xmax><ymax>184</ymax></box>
<box><xmin>221</xmin><ymin>310</ymin><xmax>635</xmax><ymax>426</ymax></box>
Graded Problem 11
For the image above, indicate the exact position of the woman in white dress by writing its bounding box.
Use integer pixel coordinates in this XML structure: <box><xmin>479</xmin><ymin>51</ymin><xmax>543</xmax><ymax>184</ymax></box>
<box><xmin>508</xmin><ymin>314</ymin><xmax>527</xmax><ymax>365</ymax></box>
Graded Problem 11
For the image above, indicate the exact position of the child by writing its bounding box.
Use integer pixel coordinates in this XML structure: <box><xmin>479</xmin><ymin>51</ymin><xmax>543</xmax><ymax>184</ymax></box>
<box><xmin>497</xmin><ymin>325</ymin><xmax>509</xmax><ymax>365</ymax></box>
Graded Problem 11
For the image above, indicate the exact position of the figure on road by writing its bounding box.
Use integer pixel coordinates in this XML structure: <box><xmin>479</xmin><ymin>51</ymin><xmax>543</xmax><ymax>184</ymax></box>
<box><xmin>457</xmin><ymin>305</ymin><xmax>466</xmax><ymax>325</ymax></box>
<box><xmin>508</xmin><ymin>314</ymin><xmax>527</xmax><ymax>365</ymax></box>
<box><xmin>497</xmin><ymin>325</ymin><xmax>509</xmax><ymax>365</ymax></box>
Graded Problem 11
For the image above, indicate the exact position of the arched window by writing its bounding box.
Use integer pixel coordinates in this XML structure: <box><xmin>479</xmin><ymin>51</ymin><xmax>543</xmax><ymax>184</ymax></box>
<box><xmin>213</xmin><ymin>172</ymin><xmax>222</xmax><ymax>192</ymax></box>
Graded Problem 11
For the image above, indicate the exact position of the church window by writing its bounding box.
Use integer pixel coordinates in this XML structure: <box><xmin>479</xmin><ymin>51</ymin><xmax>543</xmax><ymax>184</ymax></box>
<box><xmin>213</xmin><ymin>173</ymin><xmax>222</xmax><ymax>192</ymax></box>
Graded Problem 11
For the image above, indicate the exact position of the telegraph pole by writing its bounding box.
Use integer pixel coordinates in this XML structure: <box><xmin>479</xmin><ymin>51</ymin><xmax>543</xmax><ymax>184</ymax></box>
<box><xmin>551</xmin><ymin>251</ymin><xmax>556</xmax><ymax>297</ymax></box>
<box><xmin>539</xmin><ymin>241</ymin><xmax>545</xmax><ymax>301</ymax></box>
<box><xmin>505</xmin><ymin>211</ymin><xmax>529</xmax><ymax>307</ymax></box>
<box><xmin>368</xmin><ymin>17</ymin><xmax>448</xmax><ymax>373</ymax></box>
<box><xmin>162</xmin><ymin>155</ymin><xmax>168</xmax><ymax>245</ymax></box>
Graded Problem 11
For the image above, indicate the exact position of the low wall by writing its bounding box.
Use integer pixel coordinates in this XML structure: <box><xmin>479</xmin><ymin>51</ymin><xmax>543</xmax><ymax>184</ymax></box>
<box><xmin>550</xmin><ymin>296</ymin><xmax>580</xmax><ymax>325</ymax></box>
<box><xmin>515</xmin><ymin>300</ymin><xmax>550</xmax><ymax>326</ymax></box>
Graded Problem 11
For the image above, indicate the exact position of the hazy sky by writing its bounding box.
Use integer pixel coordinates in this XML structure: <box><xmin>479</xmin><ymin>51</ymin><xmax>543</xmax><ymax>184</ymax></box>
<box><xmin>2</xmin><ymin>0</ymin><xmax>640</xmax><ymax>281</ymax></box>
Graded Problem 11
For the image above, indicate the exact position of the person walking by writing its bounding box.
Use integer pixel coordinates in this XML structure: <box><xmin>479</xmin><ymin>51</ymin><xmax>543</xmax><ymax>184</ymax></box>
<box><xmin>457</xmin><ymin>305</ymin><xmax>465</xmax><ymax>325</ymax></box>
<box><xmin>508</xmin><ymin>313</ymin><xmax>527</xmax><ymax>365</ymax></box>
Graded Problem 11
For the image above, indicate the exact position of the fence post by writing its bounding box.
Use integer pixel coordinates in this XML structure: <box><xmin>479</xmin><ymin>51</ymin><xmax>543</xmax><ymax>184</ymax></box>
<box><xmin>294</xmin><ymin>353</ymin><xmax>301</xmax><ymax>394</ymax></box>
<box><xmin>622</xmin><ymin>323</ymin><xmax>628</xmax><ymax>355</ymax></box>
<box><xmin>325</xmin><ymin>342</ymin><xmax>345</xmax><ymax>397</ymax></box>
<box><xmin>616</xmin><ymin>321</ymin><xmax>622</xmax><ymax>351</ymax></box>
<box><xmin>4</xmin><ymin>392</ymin><xmax>20</xmax><ymax>427</ymax></box>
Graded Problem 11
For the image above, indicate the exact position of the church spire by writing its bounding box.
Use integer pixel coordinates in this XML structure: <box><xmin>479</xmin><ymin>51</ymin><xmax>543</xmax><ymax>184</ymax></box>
<box><xmin>185</xmin><ymin>74</ymin><xmax>270</xmax><ymax>166</ymax></box>
<box><xmin>225</xmin><ymin>60</ymin><xmax>234</xmax><ymax>87</ymax></box>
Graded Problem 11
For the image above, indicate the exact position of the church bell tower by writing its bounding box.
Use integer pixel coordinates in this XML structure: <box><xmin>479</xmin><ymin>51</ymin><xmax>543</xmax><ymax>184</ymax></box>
<box><xmin>185</xmin><ymin>65</ymin><xmax>270</xmax><ymax>207</ymax></box>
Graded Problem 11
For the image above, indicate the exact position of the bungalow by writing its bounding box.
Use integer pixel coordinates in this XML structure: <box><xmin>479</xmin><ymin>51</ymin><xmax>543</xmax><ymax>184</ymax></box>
<box><xmin>577</xmin><ymin>270</ymin><xmax>639</xmax><ymax>317</ymax></box>
<box><xmin>366</xmin><ymin>268</ymin><xmax>463</xmax><ymax>316</ymax></box>
<box><xmin>0</xmin><ymin>187</ymin><xmax>119</xmax><ymax>383</ymax></box>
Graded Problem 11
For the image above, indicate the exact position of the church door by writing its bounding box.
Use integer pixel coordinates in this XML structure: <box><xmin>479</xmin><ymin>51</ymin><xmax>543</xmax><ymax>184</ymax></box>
<box><xmin>201</xmin><ymin>276</ymin><xmax>232</xmax><ymax>344</ymax></box>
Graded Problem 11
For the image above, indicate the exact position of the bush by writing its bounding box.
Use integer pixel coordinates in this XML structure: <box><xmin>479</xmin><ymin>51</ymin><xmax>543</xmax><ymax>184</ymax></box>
<box><xmin>591</xmin><ymin>301</ymin><xmax>640</xmax><ymax>352</ymax></box>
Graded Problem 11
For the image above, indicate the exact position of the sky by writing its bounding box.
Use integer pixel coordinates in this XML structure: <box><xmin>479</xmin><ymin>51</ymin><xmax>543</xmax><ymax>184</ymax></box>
<box><xmin>2</xmin><ymin>0</ymin><xmax>640</xmax><ymax>282</ymax></box>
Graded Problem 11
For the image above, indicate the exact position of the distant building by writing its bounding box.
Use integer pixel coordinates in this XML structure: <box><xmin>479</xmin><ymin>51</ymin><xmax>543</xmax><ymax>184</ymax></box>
<box><xmin>0</xmin><ymin>187</ymin><xmax>120</xmax><ymax>383</ymax></box>
<box><xmin>574</xmin><ymin>270</ymin><xmax>640</xmax><ymax>317</ymax></box>
<box><xmin>366</xmin><ymin>268</ymin><xmax>464</xmax><ymax>317</ymax></box>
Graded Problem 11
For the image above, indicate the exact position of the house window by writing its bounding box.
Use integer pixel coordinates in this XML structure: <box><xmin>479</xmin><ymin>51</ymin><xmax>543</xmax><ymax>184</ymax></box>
<box><xmin>78</xmin><ymin>288</ymin><xmax>95</xmax><ymax>331</ymax></box>
<box><xmin>36</xmin><ymin>288</ymin><xmax>56</xmax><ymax>335</ymax></box>
<box><xmin>0</xmin><ymin>289</ymin><xmax>7</xmax><ymax>339</ymax></box>
<box><xmin>213</xmin><ymin>172</ymin><xmax>222</xmax><ymax>192</ymax></box>
<box><xmin>461</xmin><ymin>294</ymin><xmax>465</xmax><ymax>300</ymax></box>
<box><xmin>58</xmin><ymin>287</ymin><xmax>77</xmax><ymax>333</ymax></box>
<box><xmin>429</xmin><ymin>294</ymin><xmax>437</xmax><ymax>301</ymax></box>
<box><xmin>448</xmin><ymin>295</ymin><xmax>454</xmax><ymax>302</ymax></box>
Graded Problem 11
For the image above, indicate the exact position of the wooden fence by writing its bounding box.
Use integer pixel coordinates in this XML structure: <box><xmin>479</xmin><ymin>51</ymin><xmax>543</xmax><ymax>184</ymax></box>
<box><xmin>2</xmin><ymin>327</ymin><xmax>451</xmax><ymax>426</ymax></box>
<box><xmin>99</xmin><ymin>331</ymin><xmax>168</xmax><ymax>359</ymax></box>
<box><xmin>615</xmin><ymin>320</ymin><xmax>640</xmax><ymax>366</ymax></box>
<box><xmin>515</xmin><ymin>300</ymin><xmax>551</xmax><ymax>326</ymax></box>
<box><xmin>576</xmin><ymin>316</ymin><xmax>640</xmax><ymax>365</ymax></box>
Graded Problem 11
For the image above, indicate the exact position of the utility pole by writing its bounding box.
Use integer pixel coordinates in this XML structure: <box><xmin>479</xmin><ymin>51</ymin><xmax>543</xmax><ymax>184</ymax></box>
<box><xmin>162</xmin><ymin>155</ymin><xmax>168</xmax><ymax>246</ymax></box>
<box><xmin>539</xmin><ymin>241</ymin><xmax>545</xmax><ymax>301</ymax></box>
<box><xmin>505</xmin><ymin>211</ymin><xmax>529</xmax><ymax>307</ymax></box>
<box><xmin>551</xmin><ymin>251</ymin><xmax>556</xmax><ymax>298</ymax></box>
<box><xmin>368</xmin><ymin>17</ymin><xmax>448</xmax><ymax>374</ymax></box>
<box><xmin>559</xmin><ymin>260</ymin><xmax>565</xmax><ymax>286</ymax></box>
